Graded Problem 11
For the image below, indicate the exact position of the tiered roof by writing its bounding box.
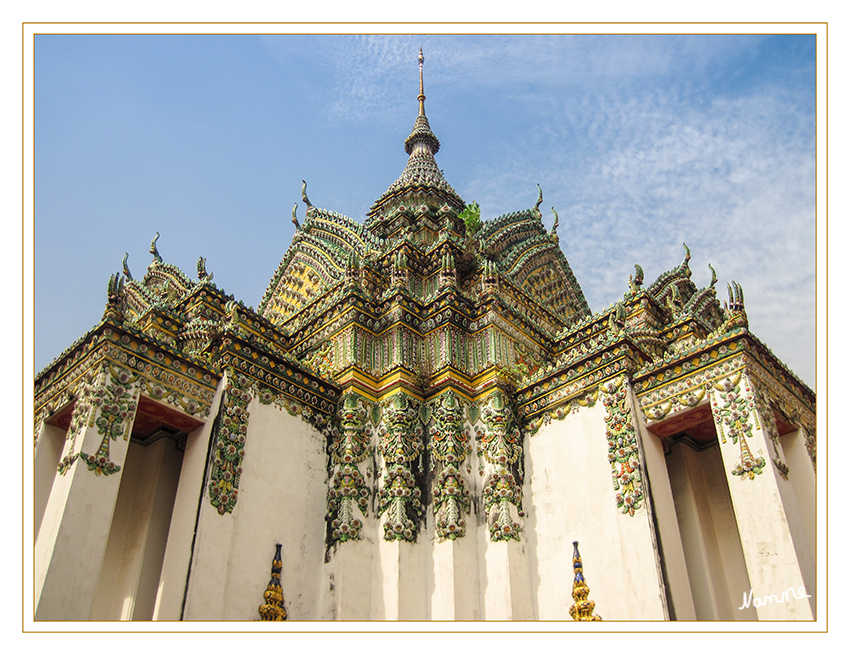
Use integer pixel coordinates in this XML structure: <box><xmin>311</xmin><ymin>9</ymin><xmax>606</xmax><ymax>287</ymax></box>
<box><xmin>368</xmin><ymin>49</ymin><xmax>465</xmax><ymax>218</ymax></box>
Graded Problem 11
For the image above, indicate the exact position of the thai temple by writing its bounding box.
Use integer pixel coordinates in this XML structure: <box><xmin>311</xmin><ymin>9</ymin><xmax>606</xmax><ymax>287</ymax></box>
<box><xmin>33</xmin><ymin>50</ymin><xmax>816</xmax><ymax>622</ymax></box>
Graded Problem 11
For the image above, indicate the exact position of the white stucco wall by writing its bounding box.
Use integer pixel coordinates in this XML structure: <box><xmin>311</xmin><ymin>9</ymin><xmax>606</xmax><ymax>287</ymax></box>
<box><xmin>666</xmin><ymin>441</ymin><xmax>756</xmax><ymax>620</ymax></box>
<box><xmin>152</xmin><ymin>418</ymin><xmax>216</xmax><ymax>620</ymax></box>
<box><xmin>780</xmin><ymin>429</ymin><xmax>816</xmax><ymax>563</ymax></box>
<box><xmin>34</xmin><ymin>422</ymin><xmax>67</xmax><ymax>542</ymax></box>
<box><xmin>710</xmin><ymin>380</ymin><xmax>815</xmax><ymax>621</ymax></box>
<box><xmin>524</xmin><ymin>401</ymin><xmax>667</xmax><ymax>620</ymax></box>
<box><xmin>180</xmin><ymin>391</ymin><xmax>329</xmax><ymax>620</ymax></box>
<box><xmin>34</xmin><ymin>374</ymin><xmax>141</xmax><ymax>620</ymax></box>
<box><xmin>636</xmin><ymin>417</ymin><xmax>696</xmax><ymax>621</ymax></box>
<box><xmin>146</xmin><ymin>374</ymin><xmax>815</xmax><ymax>622</ymax></box>
<box><xmin>90</xmin><ymin>437</ymin><xmax>183</xmax><ymax>620</ymax></box>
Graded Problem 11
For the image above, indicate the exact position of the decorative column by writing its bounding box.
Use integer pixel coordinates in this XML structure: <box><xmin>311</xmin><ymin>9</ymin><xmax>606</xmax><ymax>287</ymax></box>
<box><xmin>476</xmin><ymin>389</ymin><xmax>532</xmax><ymax>619</ymax></box>
<box><xmin>375</xmin><ymin>392</ymin><xmax>426</xmax><ymax>619</ymax></box>
<box><xmin>35</xmin><ymin>363</ymin><xmax>142</xmax><ymax>619</ymax></box>
<box><xmin>598</xmin><ymin>374</ymin><xmax>672</xmax><ymax>619</ymax></box>
<box><xmin>324</xmin><ymin>391</ymin><xmax>375</xmax><ymax>620</ymax></box>
<box><xmin>377</xmin><ymin>392</ymin><xmax>424</xmax><ymax>542</ymax></box>
<box><xmin>707</xmin><ymin>370</ymin><xmax>815</xmax><ymax>619</ymax></box>
<box><xmin>427</xmin><ymin>390</ymin><xmax>478</xmax><ymax>620</ymax></box>
<box><xmin>429</xmin><ymin>390</ymin><xmax>472</xmax><ymax>540</ymax></box>
<box><xmin>477</xmin><ymin>390</ymin><xmax>523</xmax><ymax>541</ymax></box>
<box><xmin>327</xmin><ymin>391</ymin><xmax>372</xmax><ymax>543</ymax></box>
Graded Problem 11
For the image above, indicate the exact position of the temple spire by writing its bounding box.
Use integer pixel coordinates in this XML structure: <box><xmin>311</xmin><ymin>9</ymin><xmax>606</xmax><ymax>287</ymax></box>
<box><xmin>367</xmin><ymin>49</ymin><xmax>464</xmax><ymax>218</ymax></box>
<box><xmin>403</xmin><ymin>49</ymin><xmax>440</xmax><ymax>157</ymax></box>
<box><xmin>418</xmin><ymin>48</ymin><xmax>426</xmax><ymax>117</ymax></box>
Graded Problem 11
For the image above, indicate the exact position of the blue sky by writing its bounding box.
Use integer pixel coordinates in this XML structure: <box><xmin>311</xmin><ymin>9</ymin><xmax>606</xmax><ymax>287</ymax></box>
<box><xmin>33</xmin><ymin>34</ymin><xmax>817</xmax><ymax>387</ymax></box>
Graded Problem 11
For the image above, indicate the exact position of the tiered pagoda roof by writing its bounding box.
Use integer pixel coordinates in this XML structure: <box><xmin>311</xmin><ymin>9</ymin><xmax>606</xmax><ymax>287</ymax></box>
<box><xmin>367</xmin><ymin>49</ymin><xmax>466</xmax><ymax>219</ymax></box>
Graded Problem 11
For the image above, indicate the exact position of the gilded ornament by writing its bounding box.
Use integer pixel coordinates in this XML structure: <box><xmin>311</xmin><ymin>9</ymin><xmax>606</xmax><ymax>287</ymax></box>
<box><xmin>569</xmin><ymin>541</ymin><xmax>601</xmax><ymax>621</ymax></box>
<box><xmin>258</xmin><ymin>544</ymin><xmax>287</xmax><ymax>621</ymax></box>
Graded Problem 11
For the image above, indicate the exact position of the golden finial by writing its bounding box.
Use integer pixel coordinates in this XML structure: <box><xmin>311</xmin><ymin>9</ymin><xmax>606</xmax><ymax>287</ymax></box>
<box><xmin>418</xmin><ymin>48</ymin><xmax>426</xmax><ymax>116</ymax></box>
<box><xmin>258</xmin><ymin>544</ymin><xmax>287</xmax><ymax>620</ymax></box>
<box><xmin>569</xmin><ymin>541</ymin><xmax>602</xmax><ymax>621</ymax></box>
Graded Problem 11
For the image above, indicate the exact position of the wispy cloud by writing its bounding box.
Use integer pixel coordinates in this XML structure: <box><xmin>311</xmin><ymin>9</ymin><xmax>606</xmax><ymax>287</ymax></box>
<box><xmin>465</xmin><ymin>75</ymin><xmax>812</xmax><ymax>382</ymax></box>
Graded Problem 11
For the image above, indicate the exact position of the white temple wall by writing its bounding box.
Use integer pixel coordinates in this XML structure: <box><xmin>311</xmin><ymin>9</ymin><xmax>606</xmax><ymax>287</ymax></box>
<box><xmin>152</xmin><ymin>416</ymin><xmax>218</xmax><ymax>620</ymax></box>
<box><xmin>708</xmin><ymin>376</ymin><xmax>814</xmax><ymax>620</ymax></box>
<box><xmin>323</xmin><ymin>409</ymin><xmax>534</xmax><ymax>621</ymax></box>
<box><xmin>321</xmin><ymin>535</ymin><xmax>375</xmax><ymax>620</ymax></box>
<box><xmin>700</xmin><ymin>439</ymin><xmax>759</xmax><ymax>620</ymax></box>
<box><xmin>180</xmin><ymin>392</ymin><xmax>328</xmax><ymax>620</ymax></box>
<box><xmin>90</xmin><ymin>437</ymin><xmax>183</xmax><ymax>620</ymax></box>
<box><xmin>34</xmin><ymin>371</ymin><xmax>141</xmax><ymax>620</ymax></box>
<box><xmin>766</xmin><ymin>435</ymin><xmax>816</xmax><ymax>616</ymax></box>
<box><xmin>33</xmin><ymin>422</ymin><xmax>67</xmax><ymax>541</ymax></box>
<box><xmin>478</xmin><ymin>534</ymin><xmax>534</xmax><ymax>620</ymax></box>
<box><xmin>635</xmin><ymin>416</ymin><xmax>696</xmax><ymax>621</ymax></box>
<box><xmin>665</xmin><ymin>441</ymin><xmax>755</xmax><ymax>620</ymax></box>
<box><xmin>427</xmin><ymin>531</ymin><xmax>482</xmax><ymax>620</ymax></box>
<box><xmin>665</xmin><ymin>444</ymin><xmax>714</xmax><ymax>618</ymax></box>
<box><xmin>374</xmin><ymin>540</ymin><xmax>428</xmax><ymax>620</ymax></box>
<box><xmin>779</xmin><ymin>428</ymin><xmax>816</xmax><ymax>559</ymax></box>
<box><xmin>525</xmin><ymin>400</ymin><xmax>667</xmax><ymax>620</ymax></box>
<box><xmin>131</xmin><ymin>437</ymin><xmax>184</xmax><ymax>619</ymax></box>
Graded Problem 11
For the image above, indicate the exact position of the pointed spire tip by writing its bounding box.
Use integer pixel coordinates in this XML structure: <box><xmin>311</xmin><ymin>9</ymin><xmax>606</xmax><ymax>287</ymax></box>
<box><xmin>418</xmin><ymin>47</ymin><xmax>426</xmax><ymax>116</ymax></box>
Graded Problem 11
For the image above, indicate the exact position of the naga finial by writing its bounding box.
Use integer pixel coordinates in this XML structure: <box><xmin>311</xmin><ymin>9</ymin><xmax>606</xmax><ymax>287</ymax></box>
<box><xmin>105</xmin><ymin>272</ymin><xmax>125</xmax><ymax>320</ymax></box>
<box><xmin>629</xmin><ymin>264</ymin><xmax>644</xmax><ymax>294</ymax></box>
<box><xmin>666</xmin><ymin>283</ymin><xmax>684</xmax><ymax>314</ymax></box>
<box><xmin>682</xmin><ymin>242</ymin><xmax>691</xmax><ymax>265</ymax></box>
<box><xmin>122</xmin><ymin>252</ymin><xmax>133</xmax><ymax>280</ymax></box>
<box><xmin>225</xmin><ymin>299</ymin><xmax>239</xmax><ymax>329</ymax></box>
<box><xmin>708</xmin><ymin>263</ymin><xmax>717</xmax><ymax>287</ymax></box>
<box><xmin>726</xmin><ymin>281</ymin><xmax>745</xmax><ymax>312</ymax></box>
<box><xmin>535</xmin><ymin>184</ymin><xmax>543</xmax><ymax>211</ymax></box>
<box><xmin>722</xmin><ymin>281</ymin><xmax>748</xmax><ymax>330</ymax></box>
<box><xmin>291</xmin><ymin>202</ymin><xmax>300</xmax><ymax>230</ymax></box>
<box><xmin>197</xmin><ymin>256</ymin><xmax>213</xmax><ymax>281</ymax></box>
<box><xmin>107</xmin><ymin>271</ymin><xmax>124</xmax><ymax>299</ymax></box>
<box><xmin>608</xmin><ymin>302</ymin><xmax>626</xmax><ymax>336</ymax></box>
<box><xmin>301</xmin><ymin>180</ymin><xmax>312</xmax><ymax>208</ymax></box>
<box><xmin>550</xmin><ymin>206</ymin><xmax>559</xmax><ymax>233</ymax></box>
<box><xmin>150</xmin><ymin>232</ymin><xmax>162</xmax><ymax>263</ymax></box>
